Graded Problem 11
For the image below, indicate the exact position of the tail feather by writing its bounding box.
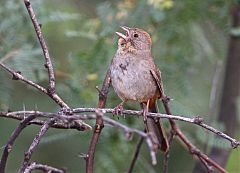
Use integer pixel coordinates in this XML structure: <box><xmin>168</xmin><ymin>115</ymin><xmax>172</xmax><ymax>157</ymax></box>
<box><xmin>145</xmin><ymin>99</ymin><xmax>169</xmax><ymax>152</ymax></box>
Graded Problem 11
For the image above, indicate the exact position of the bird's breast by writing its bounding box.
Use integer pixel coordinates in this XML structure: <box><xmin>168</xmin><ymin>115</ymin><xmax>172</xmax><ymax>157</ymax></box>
<box><xmin>110</xmin><ymin>56</ymin><xmax>157</xmax><ymax>102</ymax></box>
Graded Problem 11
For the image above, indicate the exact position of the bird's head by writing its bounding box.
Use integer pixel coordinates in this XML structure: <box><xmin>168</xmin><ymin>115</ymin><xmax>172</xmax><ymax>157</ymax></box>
<box><xmin>116</xmin><ymin>26</ymin><xmax>152</xmax><ymax>52</ymax></box>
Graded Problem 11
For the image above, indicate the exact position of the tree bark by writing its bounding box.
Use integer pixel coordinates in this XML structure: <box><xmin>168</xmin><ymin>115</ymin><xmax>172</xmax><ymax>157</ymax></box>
<box><xmin>193</xmin><ymin>4</ymin><xmax>240</xmax><ymax>173</ymax></box>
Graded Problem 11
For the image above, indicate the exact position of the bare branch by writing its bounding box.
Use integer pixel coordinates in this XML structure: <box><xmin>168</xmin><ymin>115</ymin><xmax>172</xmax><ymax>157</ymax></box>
<box><xmin>0</xmin><ymin>62</ymin><xmax>69</xmax><ymax>108</ymax></box>
<box><xmin>24</xmin><ymin>162</ymin><xmax>66</xmax><ymax>173</ymax></box>
<box><xmin>86</xmin><ymin>69</ymin><xmax>111</xmax><ymax>173</ymax></box>
<box><xmin>127</xmin><ymin>135</ymin><xmax>144</xmax><ymax>173</ymax></box>
<box><xmin>0</xmin><ymin>109</ymin><xmax>239</xmax><ymax>148</ymax></box>
<box><xmin>0</xmin><ymin>111</ymin><xmax>91</xmax><ymax>131</ymax></box>
<box><xmin>0</xmin><ymin>107</ymin><xmax>239</xmax><ymax>173</ymax></box>
<box><xmin>23</xmin><ymin>0</ymin><xmax>55</xmax><ymax>94</ymax></box>
<box><xmin>0</xmin><ymin>114</ymin><xmax>38</xmax><ymax>173</ymax></box>
<box><xmin>161</xmin><ymin>97</ymin><xmax>228</xmax><ymax>173</ymax></box>
<box><xmin>19</xmin><ymin>118</ymin><xmax>56</xmax><ymax>173</ymax></box>
<box><xmin>163</xmin><ymin>130</ymin><xmax>175</xmax><ymax>173</ymax></box>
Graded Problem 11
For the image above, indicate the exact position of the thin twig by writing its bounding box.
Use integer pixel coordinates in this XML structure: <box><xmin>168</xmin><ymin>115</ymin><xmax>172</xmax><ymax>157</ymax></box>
<box><xmin>127</xmin><ymin>135</ymin><xmax>144</xmax><ymax>173</ymax></box>
<box><xmin>0</xmin><ymin>63</ymin><xmax>48</xmax><ymax>94</ymax></box>
<box><xmin>198</xmin><ymin>156</ymin><xmax>214</xmax><ymax>173</ymax></box>
<box><xmin>24</xmin><ymin>162</ymin><xmax>66</xmax><ymax>173</ymax></box>
<box><xmin>161</xmin><ymin>98</ymin><xmax>228</xmax><ymax>173</ymax></box>
<box><xmin>163</xmin><ymin>130</ymin><xmax>175</xmax><ymax>173</ymax></box>
<box><xmin>0</xmin><ymin>114</ymin><xmax>38</xmax><ymax>173</ymax></box>
<box><xmin>0</xmin><ymin>62</ymin><xmax>69</xmax><ymax>108</ymax></box>
<box><xmin>86</xmin><ymin>69</ymin><xmax>111</xmax><ymax>173</ymax></box>
<box><xmin>24</xmin><ymin>0</ymin><xmax>55</xmax><ymax>94</ymax></box>
<box><xmin>0</xmin><ymin>111</ymin><xmax>91</xmax><ymax>131</ymax></box>
<box><xmin>18</xmin><ymin>118</ymin><xmax>56</xmax><ymax>173</ymax></box>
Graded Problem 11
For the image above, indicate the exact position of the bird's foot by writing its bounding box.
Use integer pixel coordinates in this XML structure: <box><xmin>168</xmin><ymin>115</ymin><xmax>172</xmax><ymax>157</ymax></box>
<box><xmin>142</xmin><ymin>108</ymin><xmax>147</xmax><ymax>122</ymax></box>
<box><xmin>113</xmin><ymin>102</ymin><xmax>125</xmax><ymax>117</ymax></box>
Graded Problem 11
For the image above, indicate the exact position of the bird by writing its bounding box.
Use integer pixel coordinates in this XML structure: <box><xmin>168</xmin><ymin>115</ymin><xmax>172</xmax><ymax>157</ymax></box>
<box><xmin>109</xmin><ymin>26</ymin><xmax>169</xmax><ymax>152</ymax></box>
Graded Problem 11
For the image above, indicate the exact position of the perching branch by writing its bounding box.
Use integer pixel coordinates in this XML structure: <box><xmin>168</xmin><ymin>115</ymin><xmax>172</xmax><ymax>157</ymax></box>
<box><xmin>0</xmin><ymin>109</ymin><xmax>239</xmax><ymax>148</ymax></box>
<box><xmin>1</xmin><ymin>107</ymin><xmax>239</xmax><ymax>172</ymax></box>
<box><xmin>86</xmin><ymin>69</ymin><xmax>111</xmax><ymax>173</ymax></box>
<box><xmin>1</xmin><ymin>108</ymin><xmax>240</xmax><ymax>172</ymax></box>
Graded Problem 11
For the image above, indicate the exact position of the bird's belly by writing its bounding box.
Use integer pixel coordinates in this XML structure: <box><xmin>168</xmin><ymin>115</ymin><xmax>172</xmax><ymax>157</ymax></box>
<box><xmin>111</xmin><ymin>61</ymin><xmax>157</xmax><ymax>102</ymax></box>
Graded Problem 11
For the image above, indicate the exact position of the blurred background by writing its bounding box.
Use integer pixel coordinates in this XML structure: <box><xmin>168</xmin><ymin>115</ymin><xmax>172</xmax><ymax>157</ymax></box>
<box><xmin>0</xmin><ymin>0</ymin><xmax>239</xmax><ymax>172</ymax></box>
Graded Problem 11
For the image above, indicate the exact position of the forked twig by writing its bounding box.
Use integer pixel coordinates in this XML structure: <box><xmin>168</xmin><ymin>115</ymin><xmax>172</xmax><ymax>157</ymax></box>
<box><xmin>24</xmin><ymin>162</ymin><xmax>66</xmax><ymax>173</ymax></box>
<box><xmin>0</xmin><ymin>114</ymin><xmax>38</xmax><ymax>173</ymax></box>
<box><xmin>86</xmin><ymin>69</ymin><xmax>111</xmax><ymax>173</ymax></box>
<box><xmin>19</xmin><ymin>118</ymin><xmax>56</xmax><ymax>173</ymax></box>
<box><xmin>24</xmin><ymin>0</ymin><xmax>55</xmax><ymax>94</ymax></box>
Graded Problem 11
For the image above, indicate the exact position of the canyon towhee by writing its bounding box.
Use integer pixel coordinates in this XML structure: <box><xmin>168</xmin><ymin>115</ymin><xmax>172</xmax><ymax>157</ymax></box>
<box><xmin>110</xmin><ymin>26</ymin><xmax>169</xmax><ymax>152</ymax></box>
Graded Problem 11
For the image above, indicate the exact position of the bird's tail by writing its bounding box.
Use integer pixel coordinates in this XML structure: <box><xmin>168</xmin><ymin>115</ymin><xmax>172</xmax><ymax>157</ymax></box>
<box><xmin>145</xmin><ymin>98</ymin><xmax>169</xmax><ymax>152</ymax></box>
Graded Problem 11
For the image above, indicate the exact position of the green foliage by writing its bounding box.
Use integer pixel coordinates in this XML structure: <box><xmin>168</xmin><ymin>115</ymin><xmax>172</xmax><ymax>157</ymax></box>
<box><xmin>0</xmin><ymin>0</ymin><xmax>48</xmax><ymax>109</ymax></box>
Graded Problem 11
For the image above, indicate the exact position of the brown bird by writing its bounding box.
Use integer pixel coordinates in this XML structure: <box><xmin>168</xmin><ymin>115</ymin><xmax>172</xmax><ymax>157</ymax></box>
<box><xmin>110</xmin><ymin>26</ymin><xmax>169</xmax><ymax>152</ymax></box>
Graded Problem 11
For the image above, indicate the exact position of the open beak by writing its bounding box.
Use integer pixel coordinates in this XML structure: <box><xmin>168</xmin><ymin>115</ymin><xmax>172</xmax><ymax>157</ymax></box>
<box><xmin>115</xmin><ymin>26</ymin><xmax>131</xmax><ymax>41</ymax></box>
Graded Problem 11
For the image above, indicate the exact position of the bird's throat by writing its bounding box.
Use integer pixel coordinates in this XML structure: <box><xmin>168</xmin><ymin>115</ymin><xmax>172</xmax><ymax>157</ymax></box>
<box><xmin>118</xmin><ymin>42</ymin><xmax>137</xmax><ymax>55</ymax></box>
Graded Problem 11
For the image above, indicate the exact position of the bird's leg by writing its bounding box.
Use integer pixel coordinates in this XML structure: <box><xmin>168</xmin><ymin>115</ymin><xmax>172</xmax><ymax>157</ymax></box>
<box><xmin>113</xmin><ymin>100</ymin><xmax>127</xmax><ymax>117</ymax></box>
<box><xmin>141</xmin><ymin>100</ymin><xmax>150</xmax><ymax>122</ymax></box>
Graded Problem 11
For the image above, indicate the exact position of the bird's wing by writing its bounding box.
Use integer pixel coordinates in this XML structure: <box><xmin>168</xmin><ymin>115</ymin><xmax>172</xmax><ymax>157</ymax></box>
<box><xmin>150</xmin><ymin>66</ymin><xmax>165</xmax><ymax>99</ymax></box>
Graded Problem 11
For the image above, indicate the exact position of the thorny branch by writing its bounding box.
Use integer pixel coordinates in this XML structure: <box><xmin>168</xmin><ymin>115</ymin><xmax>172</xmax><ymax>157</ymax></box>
<box><xmin>1</xmin><ymin>109</ymin><xmax>239</xmax><ymax>148</ymax></box>
<box><xmin>127</xmin><ymin>134</ymin><xmax>145</xmax><ymax>173</ymax></box>
<box><xmin>24</xmin><ymin>162</ymin><xmax>66</xmax><ymax>173</ymax></box>
<box><xmin>161</xmin><ymin>97</ymin><xmax>228</xmax><ymax>173</ymax></box>
<box><xmin>86</xmin><ymin>69</ymin><xmax>111</xmax><ymax>173</ymax></box>
<box><xmin>24</xmin><ymin>0</ymin><xmax>55</xmax><ymax>94</ymax></box>
<box><xmin>23</xmin><ymin>0</ymin><xmax>69</xmax><ymax>108</ymax></box>
<box><xmin>163</xmin><ymin>130</ymin><xmax>175</xmax><ymax>173</ymax></box>
<box><xmin>19</xmin><ymin>118</ymin><xmax>56</xmax><ymax>173</ymax></box>
<box><xmin>0</xmin><ymin>114</ymin><xmax>38</xmax><ymax>173</ymax></box>
<box><xmin>0</xmin><ymin>108</ymin><xmax>240</xmax><ymax>171</ymax></box>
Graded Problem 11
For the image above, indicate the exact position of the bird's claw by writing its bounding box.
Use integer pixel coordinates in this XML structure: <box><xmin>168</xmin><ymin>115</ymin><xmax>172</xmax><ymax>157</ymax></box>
<box><xmin>141</xmin><ymin>109</ymin><xmax>147</xmax><ymax>122</ymax></box>
<box><xmin>113</xmin><ymin>103</ymin><xmax>124</xmax><ymax>118</ymax></box>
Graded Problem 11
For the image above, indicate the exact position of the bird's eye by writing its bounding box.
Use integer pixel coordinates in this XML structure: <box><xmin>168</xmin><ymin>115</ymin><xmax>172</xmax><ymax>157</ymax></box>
<box><xmin>133</xmin><ymin>33</ymin><xmax>138</xmax><ymax>38</ymax></box>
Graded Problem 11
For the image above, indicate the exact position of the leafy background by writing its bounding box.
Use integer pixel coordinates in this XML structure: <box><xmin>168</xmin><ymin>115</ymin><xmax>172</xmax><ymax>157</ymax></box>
<box><xmin>0</xmin><ymin>0</ymin><xmax>239</xmax><ymax>172</ymax></box>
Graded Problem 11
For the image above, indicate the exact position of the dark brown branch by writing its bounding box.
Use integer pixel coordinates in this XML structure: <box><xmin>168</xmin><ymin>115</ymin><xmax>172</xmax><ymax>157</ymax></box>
<box><xmin>161</xmin><ymin>98</ymin><xmax>228</xmax><ymax>173</ymax></box>
<box><xmin>163</xmin><ymin>130</ymin><xmax>175</xmax><ymax>173</ymax></box>
<box><xmin>19</xmin><ymin>118</ymin><xmax>56</xmax><ymax>173</ymax></box>
<box><xmin>0</xmin><ymin>63</ymin><xmax>48</xmax><ymax>94</ymax></box>
<box><xmin>73</xmin><ymin>108</ymin><xmax>240</xmax><ymax>147</ymax></box>
<box><xmin>194</xmin><ymin>4</ymin><xmax>240</xmax><ymax>172</ymax></box>
<box><xmin>198</xmin><ymin>157</ymin><xmax>214</xmax><ymax>173</ymax></box>
<box><xmin>0</xmin><ymin>61</ymin><xmax>68</xmax><ymax>108</ymax></box>
<box><xmin>0</xmin><ymin>114</ymin><xmax>38</xmax><ymax>173</ymax></box>
<box><xmin>23</xmin><ymin>0</ymin><xmax>55</xmax><ymax>94</ymax></box>
<box><xmin>24</xmin><ymin>162</ymin><xmax>66</xmax><ymax>173</ymax></box>
<box><xmin>86</xmin><ymin>69</ymin><xmax>111</xmax><ymax>173</ymax></box>
<box><xmin>127</xmin><ymin>135</ymin><xmax>144</xmax><ymax>173</ymax></box>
